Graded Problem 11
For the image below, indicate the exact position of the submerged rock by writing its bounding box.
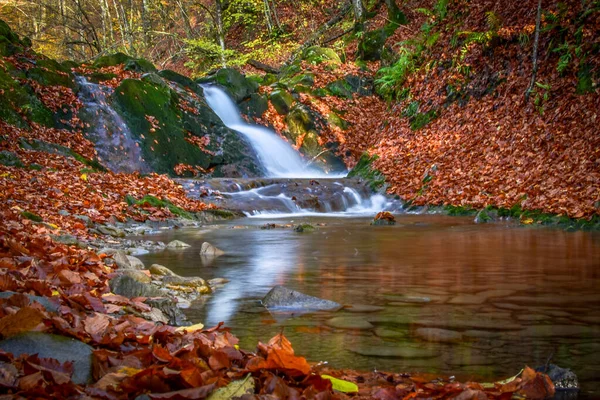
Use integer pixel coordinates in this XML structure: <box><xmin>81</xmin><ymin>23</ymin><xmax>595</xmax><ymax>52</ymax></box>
<box><xmin>293</xmin><ymin>224</ymin><xmax>315</xmax><ymax>233</ymax></box>
<box><xmin>144</xmin><ymin>298</ymin><xmax>190</xmax><ymax>326</ymax></box>
<box><xmin>0</xmin><ymin>332</ymin><xmax>93</xmax><ymax>384</ymax></box>
<box><xmin>325</xmin><ymin>316</ymin><xmax>374</xmax><ymax>330</ymax></box>
<box><xmin>372</xmin><ymin>211</ymin><xmax>396</xmax><ymax>225</ymax></box>
<box><xmin>96</xmin><ymin>224</ymin><xmax>126</xmax><ymax>237</ymax></box>
<box><xmin>112</xmin><ymin>250</ymin><xmax>145</xmax><ymax>270</ymax></box>
<box><xmin>349</xmin><ymin>344</ymin><xmax>439</xmax><ymax>359</ymax></box>
<box><xmin>262</xmin><ymin>286</ymin><xmax>341</xmax><ymax>312</ymax></box>
<box><xmin>414</xmin><ymin>328</ymin><xmax>463</xmax><ymax>343</ymax></box>
<box><xmin>200</xmin><ymin>242</ymin><xmax>225</xmax><ymax>256</ymax></box>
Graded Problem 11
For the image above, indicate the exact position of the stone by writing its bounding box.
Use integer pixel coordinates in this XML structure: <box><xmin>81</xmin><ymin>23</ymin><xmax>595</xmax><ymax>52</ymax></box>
<box><xmin>325</xmin><ymin>317</ymin><xmax>374</xmax><ymax>330</ymax></box>
<box><xmin>97</xmin><ymin>247</ymin><xmax>118</xmax><ymax>257</ymax></box>
<box><xmin>51</xmin><ymin>234</ymin><xmax>81</xmax><ymax>247</ymax></box>
<box><xmin>293</xmin><ymin>224</ymin><xmax>315</xmax><ymax>233</ymax></box>
<box><xmin>0</xmin><ymin>291</ymin><xmax>59</xmax><ymax>313</ymax></box>
<box><xmin>74</xmin><ymin>215</ymin><xmax>93</xmax><ymax>227</ymax></box>
<box><xmin>448</xmin><ymin>290</ymin><xmax>516</xmax><ymax>305</ymax></box>
<box><xmin>208</xmin><ymin>278</ymin><xmax>229</xmax><ymax>286</ymax></box>
<box><xmin>145</xmin><ymin>298</ymin><xmax>189</xmax><ymax>326</ymax></box>
<box><xmin>344</xmin><ymin>304</ymin><xmax>386</xmax><ymax>313</ymax></box>
<box><xmin>0</xmin><ymin>332</ymin><xmax>93</xmax><ymax>384</ymax></box>
<box><xmin>142</xmin><ymin>308</ymin><xmax>169</xmax><ymax>324</ymax></box>
<box><xmin>120</xmin><ymin>269</ymin><xmax>151</xmax><ymax>284</ymax></box>
<box><xmin>535</xmin><ymin>364</ymin><xmax>579</xmax><ymax>391</ymax></box>
<box><xmin>200</xmin><ymin>242</ymin><xmax>225</xmax><ymax>256</ymax></box>
<box><xmin>349</xmin><ymin>345</ymin><xmax>439</xmax><ymax>359</ymax></box>
<box><xmin>374</xmin><ymin>327</ymin><xmax>407</xmax><ymax>339</ymax></box>
<box><xmin>96</xmin><ymin>225</ymin><xmax>126</xmax><ymax>238</ymax></box>
<box><xmin>270</xmin><ymin>89</ymin><xmax>295</xmax><ymax>115</ymax></box>
<box><xmin>162</xmin><ymin>275</ymin><xmax>207</xmax><ymax>288</ymax></box>
<box><xmin>414</xmin><ymin>328</ymin><xmax>463</xmax><ymax>343</ymax></box>
<box><xmin>167</xmin><ymin>240</ymin><xmax>191</xmax><ymax>249</ymax></box>
<box><xmin>262</xmin><ymin>286</ymin><xmax>341</xmax><ymax>312</ymax></box>
<box><xmin>109</xmin><ymin>274</ymin><xmax>164</xmax><ymax>298</ymax></box>
<box><xmin>127</xmin><ymin>248</ymin><xmax>150</xmax><ymax>256</ymax></box>
<box><xmin>149</xmin><ymin>264</ymin><xmax>176</xmax><ymax>276</ymax></box>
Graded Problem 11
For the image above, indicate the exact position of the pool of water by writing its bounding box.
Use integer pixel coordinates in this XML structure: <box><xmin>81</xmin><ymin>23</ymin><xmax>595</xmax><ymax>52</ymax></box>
<box><xmin>133</xmin><ymin>214</ymin><xmax>600</xmax><ymax>395</ymax></box>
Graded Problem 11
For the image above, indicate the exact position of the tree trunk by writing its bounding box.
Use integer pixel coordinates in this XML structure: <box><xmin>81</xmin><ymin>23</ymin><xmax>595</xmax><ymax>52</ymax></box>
<box><xmin>352</xmin><ymin>0</ymin><xmax>364</xmax><ymax>31</ymax></box>
<box><xmin>176</xmin><ymin>0</ymin><xmax>194</xmax><ymax>39</ymax></box>
<box><xmin>215</xmin><ymin>0</ymin><xmax>226</xmax><ymax>67</ymax></box>
<box><xmin>525</xmin><ymin>0</ymin><xmax>542</xmax><ymax>102</ymax></box>
<box><xmin>141</xmin><ymin>0</ymin><xmax>151</xmax><ymax>49</ymax></box>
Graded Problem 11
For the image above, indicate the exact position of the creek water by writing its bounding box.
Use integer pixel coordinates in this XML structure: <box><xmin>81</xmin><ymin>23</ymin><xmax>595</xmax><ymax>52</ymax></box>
<box><xmin>134</xmin><ymin>213</ymin><xmax>600</xmax><ymax>395</ymax></box>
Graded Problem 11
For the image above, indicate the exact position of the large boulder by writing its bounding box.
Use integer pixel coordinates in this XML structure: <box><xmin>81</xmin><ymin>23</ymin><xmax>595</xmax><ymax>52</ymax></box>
<box><xmin>0</xmin><ymin>332</ymin><xmax>93</xmax><ymax>384</ymax></box>
<box><xmin>210</xmin><ymin>68</ymin><xmax>258</xmax><ymax>102</ymax></box>
<box><xmin>109</xmin><ymin>274</ymin><xmax>164</xmax><ymax>298</ymax></box>
<box><xmin>262</xmin><ymin>286</ymin><xmax>341</xmax><ymax>312</ymax></box>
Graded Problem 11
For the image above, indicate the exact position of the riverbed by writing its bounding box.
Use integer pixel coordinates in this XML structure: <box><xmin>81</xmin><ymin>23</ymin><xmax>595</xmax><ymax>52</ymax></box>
<box><xmin>133</xmin><ymin>214</ymin><xmax>600</xmax><ymax>395</ymax></box>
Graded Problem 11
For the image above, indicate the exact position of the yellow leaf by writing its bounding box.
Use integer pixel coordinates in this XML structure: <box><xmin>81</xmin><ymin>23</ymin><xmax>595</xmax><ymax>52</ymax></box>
<box><xmin>522</xmin><ymin>218</ymin><xmax>534</xmax><ymax>225</ymax></box>
<box><xmin>51</xmin><ymin>290</ymin><xmax>60</xmax><ymax>296</ymax></box>
<box><xmin>234</xmin><ymin>344</ymin><xmax>239</xmax><ymax>350</ymax></box>
<box><xmin>80</xmin><ymin>173</ymin><xmax>88</xmax><ymax>181</ymax></box>
<box><xmin>117</xmin><ymin>366</ymin><xmax>142</xmax><ymax>376</ymax></box>
<box><xmin>175</xmin><ymin>322</ymin><xmax>204</xmax><ymax>332</ymax></box>
<box><xmin>46</xmin><ymin>223</ymin><xmax>59</xmax><ymax>229</ymax></box>
<box><xmin>320</xmin><ymin>375</ymin><xmax>358</xmax><ymax>393</ymax></box>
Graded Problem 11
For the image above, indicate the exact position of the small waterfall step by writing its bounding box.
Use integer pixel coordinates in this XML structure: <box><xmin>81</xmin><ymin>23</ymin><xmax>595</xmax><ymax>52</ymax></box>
<box><xmin>179</xmin><ymin>178</ymin><xmax>403</xmax><ymax>216</ymax></box>
<box><xmin>201</xmin><ymin>83</ymin><xmax>346</xmax><ymax>178</ymax></box>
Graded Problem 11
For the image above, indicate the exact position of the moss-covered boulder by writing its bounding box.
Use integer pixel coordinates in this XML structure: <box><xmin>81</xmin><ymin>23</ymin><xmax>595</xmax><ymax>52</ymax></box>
<box><xmin>207</xmin><ymin>68</ymin><xmax>258</xmax><ymax>103</ymax></box>
<box><xmin>302</xmin><ymin>46</ymin><xmax>342</xmax><ymax>65</ymax></box>
<box><xmin>0</xmin><ymin>67</ymin><xmax>53</xmax><ymax>127</ymax></box>
<box><xmin>270</xmin><ymin>89</ymin><xmax>295</xmax><ymax>115</ymax></box>
<box><xmin>27</xmin><ymin>58</ymin><xmax>75</xmax><ymax>88</ymax></box>
<box><xmin>0</xmin><ymin>150</ymin><xmax>24</xmax><ymax>168</ymax></box>
<box><xmin>348</xmin><ymin>153</ymin><xmax>387</xmax><ymax>191</ymax></box>
<box><xmin>0</xmin><ymin>20</ymin><xmax>26</xmax><ymax>56</ymax></box>
<box><xmin>239</xmin><ymin>93</ymin><xmax>268</xmax><ymax>118</ymax></box>
<box><xmin>124</xmin><ymin>58</ymin><xmax>156</xmax><ymax>73</ymax></box>
<box><xmin>326</xmin><ymin>80</ymin><xmax>354</xmax><ymax>99</ymax></box>
<box><xmin>92</xmin><ymin>53</ymin><xmax>132</xmax><ymax>68</ymax></box>
<box><xmin>112</xmin><ymin>76</ymin><xmax>262</xmax><ymax>177</ymax></box>
<box><xmin>358</xmin><ymin>28</ymin><xmax>390</xmax><ymax>61</ymax></box>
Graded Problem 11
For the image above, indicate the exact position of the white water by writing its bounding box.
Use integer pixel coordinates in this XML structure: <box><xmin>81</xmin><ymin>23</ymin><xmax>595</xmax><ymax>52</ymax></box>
<box><xmin>76</xmin><ymin>76</ymin><xmax>149</xmax><ymax>173</ymax></box>
<box><xmin>201</xmin><ymin>83</ymin><xmax>345</xmax><ymax>178</ymax></box>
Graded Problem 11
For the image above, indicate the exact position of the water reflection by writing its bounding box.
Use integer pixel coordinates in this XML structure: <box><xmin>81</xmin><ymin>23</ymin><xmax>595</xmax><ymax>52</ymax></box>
<box><xmin>135</xmin><ymin>215</ymin><xmax>600</xmax><ymax>395</ymax></box>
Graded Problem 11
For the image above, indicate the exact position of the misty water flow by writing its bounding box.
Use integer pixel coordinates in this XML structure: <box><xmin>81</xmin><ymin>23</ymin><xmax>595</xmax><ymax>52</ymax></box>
<box><xmin>201</xmin><ymin>83</ymin><xmax>345</xmax><ymax>178</ymax></box>
<box><xmin>77</xmin><ymin>76</ymin><xmax>149</xmax><ymax>173</ymax></box>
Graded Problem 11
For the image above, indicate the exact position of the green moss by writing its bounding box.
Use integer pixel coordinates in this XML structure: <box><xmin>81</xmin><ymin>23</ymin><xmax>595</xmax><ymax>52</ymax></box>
<box><xmin>27</xmin><ymin>58</ymin><xmax>74</xmax><ymax>88</ymax></box>
<box><xmin>158</xmin><ymin>69</ymin><xmax>197</xmax><ymax>90</ymax></box>
<box><xmin>327</xmin><ymin>113</ymin><xmax>349</xmax><ymax>130</ymax></box>
<box><xmin>211</xmin><ymin>68</ymin><xmax>258</xmax><ymax>102</ymax></box>
<box><xmin>0</xmin><ymin>67</ymin><xmax>54</xmax><ymax>127</ymax></box>
<box><xmin>410</xmin><ymin>109</ymin><xmax>438</xmax><ymax>130</ymax></box>
<box><xmin>347</xmin><ymin>153</ymin><xmax>387</xmax><ymax>191</ymax></box>
<box><xmin>576</xmin><ymin>64</ymin><xmax>595</xmax><ymax>94</ymax></box>
<box><xmin>21</xmin><ymin>211</ymin><xmax>43</xmax><ymax>222</ymax></box>
<box><xmin>113</xmin><ymin>78</ymin><xmax>213</xmax><ymax>174</ymax></box>
<box><xmin>358</xmin><ymin>29</ymin><xmax>389</xmax><ymax>61</ymax></box>
<box><xmin>326</xmin><ymin>80</ymin><xmax>354</xmax><ymax>99</ymax></box>
<box><xmin>124</xmin><ymin>58</ymin><xmax>156</xmax><ymax>73</ymax></box>
<box><xmin>302</xmin><ymin>46</ymin><xmax>342</xmax><ymax>65</ymax></box>
<box><xmin>92</xmin><ymin>53</ymin><xmax>133</xmax><ymax>68</ymax></box>
<box><xmin>133</xmin><ymin>195</ymin><xmax>194</xmax><ymax>219</ymax></box>
<box><xmin>270</xmin><ymin>89</ymin><xmax>295</xmax><ymax>115</ymax></box>
<box><xmin>205</xmin><ymin>209</ymin><xmax>237</xmax><ymax>219</ymax></box>
<box><xmin>444</xmin><ymin>205</ymin><xmax>478</xmax><ymax>216</ymax></box>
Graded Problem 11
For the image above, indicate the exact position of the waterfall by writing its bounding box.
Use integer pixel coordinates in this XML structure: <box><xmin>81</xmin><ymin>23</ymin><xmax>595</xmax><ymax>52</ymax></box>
<box><xmin>76</xmin><ymin>76</ymin><xmax>149</xmax><ymax>174</ymax></box>
<box><xmin>201</xmin><ymin>83</ymin><xmax>345</xmax><ymax>178</ymax></box>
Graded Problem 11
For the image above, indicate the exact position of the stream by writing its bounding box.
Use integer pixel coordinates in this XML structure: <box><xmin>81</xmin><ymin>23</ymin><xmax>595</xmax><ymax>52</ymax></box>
<box><xmin>128</xmin><ymin>84</ymin><xmax>599</xmax><ymax>395</ymax></box>
<box><xmin>132</xmin><ymin>210</ymin><xmax>600</xmax><ymax>395</ymax></box>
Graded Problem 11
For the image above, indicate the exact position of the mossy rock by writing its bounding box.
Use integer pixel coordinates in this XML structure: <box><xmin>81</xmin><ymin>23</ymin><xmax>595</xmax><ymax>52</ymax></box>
<box><xmin>0</xmin><ymin>68</ymin><xmax>53</xmax><ymax>127</ymax></box>
<box><xmin>302</xmin><ymin>46</ymin><xmax>342</xmax><ymax>65</ymax></box>
<box><xmin>348</xmin><ymin>153</ymin><xmax>387</xmax><ymax>191</ymax></box>
<box><xmin>158</xmin><ymin>69</ymin><xmax>197</xmax><ymax>90</ymax></box>
<box><xmin>85</xmin><ymin>71</ymin><xmax>118</xmax><ymax>83</ymax></box>
<box><xmin>211</xmin><ymin>68</ymin><xmax>258</xmax><ymax>102</ymax></box>
<box><xmin>327</xmin><ymin>112</ymin><xmax>349</xmax><ymax>130</ymax></box>
<box><xmin>270</xmin><ymin>89</ymin><xmax>295</xmax><ymax>115</ymax></box>
<box><xmin>345</xmin><ymin>75</ymin><xmax>374</xmax><ymax>96</ymax></box>
<box><xmin>239</xmin><ymin>93</ymin><xmax>268</xmax><ymax>118</ymax></box>
<box><xmin>26</xmin><ymin>58</ymin><xmax>74</xmax><ymax>88</ymax></box>
<box><xmin>0</xmin><ymin>150</ymin><xmax>24</xmax><ymax>168</ymax></box>
<box><xmin>0</xmin><ymin>35</ymin><xmax>22</xmax><ymax>57</ymax></box>
<box><xmin>285</xmin><ymin>104</ymin><xmax>317</xmax><ymax>143</ymax></box>
<box><xmin>326</xmin><ymin>80</ymin><xmax>354</xmax><ymax>99</ymax></box>
<box><xmin>21</xmin><ymin>211</ymin><xmax>43</xmax><ymax>222</ymax></box>
<box><xmin>114</xmin><ymin>77</ymin><xmax>262</xmax><ymax>177</ymax></box>
<box><xmin>124</xmin><ymin>58</ymin><xmax>156</xmax><ymax>73</ymax></box>
<box><xmin>0</xmin><ymin>20</ymin><xmax>21</xmax><ymax>43</ymax></box>
<box><xmin>92</xmin><ymin>53</ymin><xmax>133</xmax><ymax>68</ymax></box>
<box><xmin>281</xmin><ymin>73</ymin><xmax>315</xmax><ymax>90</ymax></box>
<box><xmin>358</xmin><ymin>29</ymin><xmax>390</xmax><ymax>61</ymax></box>
<box><xmin>141</xmin><ymin>73</ymin><xmax>170</xmax><ymax>90</ymax></box>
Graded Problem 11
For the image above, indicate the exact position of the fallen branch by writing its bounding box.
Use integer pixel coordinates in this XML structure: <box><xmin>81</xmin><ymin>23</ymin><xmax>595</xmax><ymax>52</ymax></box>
<box><xmin>525</xmin><ymin>0</ymin><xmax>543</xmax><ymax>102</ymax></box>
<box><xmin>247</xmin><ymin>59</ymin><xmax>280</xmax><ymax>74</ymax></box>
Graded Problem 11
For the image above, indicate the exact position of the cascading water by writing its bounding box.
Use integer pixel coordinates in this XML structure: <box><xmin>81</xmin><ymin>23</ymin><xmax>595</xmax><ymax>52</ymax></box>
<box><xmin>76</xmin><ymin>76</ymin><xmax>149</xmax><ymax>173</ymax></box>
<box><xmin>201</xmin><ymin>83</ymin><xmax>345</xmax><ymax>178</ymax></box>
